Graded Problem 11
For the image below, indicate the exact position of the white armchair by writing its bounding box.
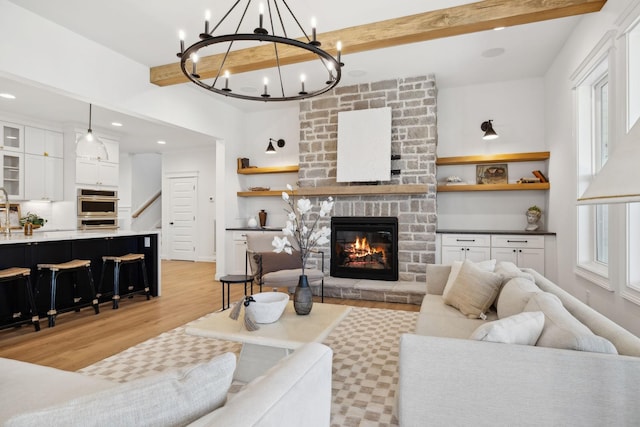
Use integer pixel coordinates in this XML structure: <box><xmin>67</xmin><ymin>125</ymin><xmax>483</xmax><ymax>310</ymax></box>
<box><xmin>245</xmin><ymin>232</ymin><xmax>325</xmax><ymax>301</ymax></box>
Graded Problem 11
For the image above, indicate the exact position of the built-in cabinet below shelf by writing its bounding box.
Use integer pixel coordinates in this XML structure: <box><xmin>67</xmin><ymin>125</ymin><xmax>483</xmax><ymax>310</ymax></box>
<box><xmin>436</xmin><ymin>151</ymin><xmax>550</xmax><ymax>192</ymax></box>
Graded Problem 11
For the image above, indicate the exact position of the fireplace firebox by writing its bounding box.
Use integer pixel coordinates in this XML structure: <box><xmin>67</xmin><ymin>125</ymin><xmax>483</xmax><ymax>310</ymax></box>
<box><xmin>330</xmin><ymin>217</ymin><xmax>399</xmax><ymax>281</ymax></box>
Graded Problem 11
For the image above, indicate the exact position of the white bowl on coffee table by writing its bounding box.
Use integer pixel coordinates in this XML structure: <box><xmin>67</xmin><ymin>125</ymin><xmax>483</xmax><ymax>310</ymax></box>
<box><xmin>245</xmin><ymin>292</ymin><xmax>290</xmax><ymax>324</ymax></box>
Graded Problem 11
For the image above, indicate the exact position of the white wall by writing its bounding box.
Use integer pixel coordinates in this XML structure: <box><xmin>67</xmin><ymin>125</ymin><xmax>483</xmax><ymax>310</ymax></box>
<box><xmin>545</xmin><ymin>0</ymin><xmax>640</xmax><ymax>336</ymax></box>
<box><xmin>437</xmin><ymin>78</ymin><xmax>548</xmax><ymax>230</ymax></box>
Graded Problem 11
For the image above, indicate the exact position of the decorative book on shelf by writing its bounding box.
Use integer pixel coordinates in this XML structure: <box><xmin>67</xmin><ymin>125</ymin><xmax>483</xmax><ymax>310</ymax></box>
<box><xmin>532</xmin><ymin>170</ymin><xmax>548</xmax><ymax>183</ymax></box>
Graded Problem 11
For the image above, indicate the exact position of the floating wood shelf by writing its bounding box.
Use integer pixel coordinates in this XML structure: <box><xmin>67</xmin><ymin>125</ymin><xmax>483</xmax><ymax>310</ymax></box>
<box><xmin>237</xmin><ymin>165</ymin><xmax>299</xmax><ymax>175</ymax></box>
<box><xmin>436</xmin><ymin>151</ymin><xmax>550</xmax><ymax>166</ymax></box>
<box><xmin>437</xmin><ymin>183</ymin><xmax>550</xmax><ymax>192</ymax></box>
<box><xmin>238</xmin><ymin>184</ymin><xmax>429</xmax><ymax>197</ymax></box>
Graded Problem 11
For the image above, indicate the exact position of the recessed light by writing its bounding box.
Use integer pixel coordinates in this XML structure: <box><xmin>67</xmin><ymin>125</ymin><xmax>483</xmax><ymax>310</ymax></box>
<box><xmin>111</xmin><ymin>122</ymin><xmax>123</xmax><ymax>127</ymax></box>
<box><xmin>481</xmin><ymin>48</ymin><xmax>506</xmax><ymax>58</ymax></box>
<box><xmin>157</xmin><ymin>140</ymin><xmax>166</xmax><ymax>145</ymax></box>
<box><xmin>0</xmin><ymin>93</ymin><xmax>16</xmax><ymax>99</ymax></box>
<box><xmin>493</xmin><ymin>26</ymin><xmax>505</xmax><ymax>31</ymax></box>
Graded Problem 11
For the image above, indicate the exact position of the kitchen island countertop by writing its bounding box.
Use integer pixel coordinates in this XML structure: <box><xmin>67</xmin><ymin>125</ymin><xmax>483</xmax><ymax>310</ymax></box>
<box><xmin>0</xmin><ymin>229</ymin><xmax>160</xmax><ymax>245</ymax></box>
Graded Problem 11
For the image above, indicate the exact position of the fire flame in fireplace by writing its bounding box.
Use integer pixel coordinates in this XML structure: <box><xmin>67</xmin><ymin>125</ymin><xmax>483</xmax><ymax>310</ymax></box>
<box><xmin>354</xmin><ymin>237</ymin><xmax>379</xmax><ymax>256</ymax></box>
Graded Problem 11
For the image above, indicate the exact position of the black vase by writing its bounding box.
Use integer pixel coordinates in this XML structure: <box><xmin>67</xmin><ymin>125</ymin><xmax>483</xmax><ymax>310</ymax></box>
<box><xmin>259</xmin><ymin>209</ymin><xmax>267</xmax><ymax>228</ymax></box>
<box><xmin>294</xmin><ymin>274</ymin><xmax>313</xmax><ymax>315</ymax></box>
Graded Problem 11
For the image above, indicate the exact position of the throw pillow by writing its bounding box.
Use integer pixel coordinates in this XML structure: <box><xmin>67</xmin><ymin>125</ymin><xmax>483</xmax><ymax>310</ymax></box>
<box><xmin>6</xmin><ymin>352</ymin><xmax>237</xmax><ymax>427</ymax></box>
<box><xmin>259</xmin><ymin>251</ymin><xmax>303</xmax><ymax>275</ymax></box>
<box><xmin>524</xmin><ymin>292</ymin><xmax>618</xmax><ymax>354</ymax></box>
<box><xmin>425</xmin><ymin>264</ymin><xmax>452</xmax><ymax>295</ymax></box>
<box><xmin>470</xmin><ymin>311</ymin><xmax>545</xmax><ymax>345</ymax></box>
<box><xmin>494</xmin><ymin>261</ymin><xmax>535</xmax><ymax>284</ymax></box>
<box><xmin>442</xmin><ymin>258</ymin><xmax>497</xmax><ymax>301</ymax></box>
<box><xmin>496</xmin><ymin>277</ymin><xmax>542</xmax><ymax>319</ymax></box>
<box><xmin>443</xmin><ymin>260</ymin><xmax>503</xmax><ymax>319</ymax></box>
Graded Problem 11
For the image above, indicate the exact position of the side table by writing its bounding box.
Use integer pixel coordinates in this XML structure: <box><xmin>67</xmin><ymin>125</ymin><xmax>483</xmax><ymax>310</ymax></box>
<box><xmin>218</xmin><ymin>274</ymin><xmax>254</xmax><ymax>310</ymax></box>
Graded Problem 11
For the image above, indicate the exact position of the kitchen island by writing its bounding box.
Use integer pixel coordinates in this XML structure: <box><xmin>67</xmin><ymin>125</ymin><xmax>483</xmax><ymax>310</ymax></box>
<box><xmin>0</xmin><ymin>230</ymin><xmax>160</xmax><ymax>324</ymax></box>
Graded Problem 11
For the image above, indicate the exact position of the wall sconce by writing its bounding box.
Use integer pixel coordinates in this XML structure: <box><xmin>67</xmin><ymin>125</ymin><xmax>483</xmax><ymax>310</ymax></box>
<box><xmin>481</xmin><ymin>120</ymin><xmax>499</xmax><ymax>140</ymax></box>
<box><xmin>265</xmin><ymin>138</ymin><xmax>285</xmax><ymax>154</ymax></box>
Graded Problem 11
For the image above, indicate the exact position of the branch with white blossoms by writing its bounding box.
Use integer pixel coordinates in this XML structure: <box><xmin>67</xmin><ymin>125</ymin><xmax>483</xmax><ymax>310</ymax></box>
<box><xmin>272</xmin><ymin>184</ymin><xmax>334</xmax><ymax>275</ymax></box>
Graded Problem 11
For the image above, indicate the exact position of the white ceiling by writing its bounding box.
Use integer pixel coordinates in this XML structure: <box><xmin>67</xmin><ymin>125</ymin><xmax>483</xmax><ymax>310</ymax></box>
<box><xmin>0</xmin><ymin>0</ymin><xmax>583</xmax><ymax>153</ymax></box>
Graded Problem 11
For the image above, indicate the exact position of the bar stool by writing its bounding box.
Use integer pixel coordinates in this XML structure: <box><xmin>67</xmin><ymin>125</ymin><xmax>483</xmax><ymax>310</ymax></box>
<box><xmin>98</xmin><ymin>253</ymin><xmax>151</xmax><ymax>309</ymax></box>
<box><xmin>37</xmin><ymin>260</ymin><xmax>100</xmax><ymax>327</ymax></box>
<box><xmin>0</xmin><ymin>267</ymin><xmax>40</xmax><ymax>332</ymax></box>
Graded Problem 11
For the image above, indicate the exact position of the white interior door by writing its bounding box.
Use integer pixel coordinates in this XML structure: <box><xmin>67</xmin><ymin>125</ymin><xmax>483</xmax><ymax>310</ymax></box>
<box><xmin>168</xmin><ymin>176</ymin><xmax>197</xmax><ymax>261</ymax></box>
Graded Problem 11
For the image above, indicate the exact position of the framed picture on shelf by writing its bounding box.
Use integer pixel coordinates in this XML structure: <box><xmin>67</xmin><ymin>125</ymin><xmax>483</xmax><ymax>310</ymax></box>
<box><xmin>0</xmin><ymin>203</ymin><xmax>21</xmax><ymax>229</ymax></box>
<box><xmin>476</xmin><ymin>164</ymin><xmax>508</xmax><ymax>185</ymax></box>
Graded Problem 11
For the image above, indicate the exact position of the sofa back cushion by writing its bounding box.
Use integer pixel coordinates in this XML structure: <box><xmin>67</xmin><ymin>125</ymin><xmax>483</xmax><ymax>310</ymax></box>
<box><xmin>524</xmin><ymin>292</ymin><xmax>618</xmax><ymax>354</ymax></box>
<box><xmin>442</xmin><ymin>259</ymin><xmax>496</xmax><ymax>301</ymax></box>
<box><xmin>494</xmin><ymin>261</ymin><xmax>535</xmax><ymax>284</ymax></box>
<box><xmin>6</xmin><ymin>352</ymin><xmax>237</xmax><ymax>427</ymax></box>
<box><xmin>443</xmin><ymin>260</ymin><xmax>503</xmax><ymax>319</ymax></box>
<box><xmin>496</xmin><ymin>277</ymin><xmax>542</xmax><ymax>319</ymax></box>
<box><xmin>425</xmin><ymin>264</ymin><xmax>452</xmax><ymax>295</ymax></box>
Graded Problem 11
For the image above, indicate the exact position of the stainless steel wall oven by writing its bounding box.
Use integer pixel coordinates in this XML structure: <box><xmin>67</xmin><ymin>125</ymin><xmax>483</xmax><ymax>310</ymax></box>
<box><xmin>77</xmin><ymin>189</ymin><xmax>118</xmax><ymax>229</ymax></box>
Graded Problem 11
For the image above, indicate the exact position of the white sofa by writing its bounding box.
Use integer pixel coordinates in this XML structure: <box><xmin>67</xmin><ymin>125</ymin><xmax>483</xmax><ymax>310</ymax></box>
<box><xmin>398</xmin><ymin>262</ymin><xmax>640</xmax><ymax>426</ymax></box>
<box><xmin>0</xmin><ymin>342</ymin><xmax>333</xmax><ymax>427</ymax></box>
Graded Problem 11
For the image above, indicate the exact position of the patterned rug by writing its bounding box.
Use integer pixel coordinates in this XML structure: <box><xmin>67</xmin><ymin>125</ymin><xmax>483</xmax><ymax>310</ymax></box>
<box><xmin>78</xmin><ymin>306</ymin><xmax>419</xmax><ymax>427</ymax></box>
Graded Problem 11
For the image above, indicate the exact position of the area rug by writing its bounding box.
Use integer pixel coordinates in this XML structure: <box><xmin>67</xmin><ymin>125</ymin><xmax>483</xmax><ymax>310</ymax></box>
<box><xmin>78</xmin><ymin>306</ymin><xmax>419</xmax><ymax>427</ymax></box>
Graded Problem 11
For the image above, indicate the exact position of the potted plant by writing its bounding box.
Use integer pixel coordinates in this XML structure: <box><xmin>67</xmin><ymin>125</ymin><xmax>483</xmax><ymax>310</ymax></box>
<box><xmin>19</xmin><ymin>212</ymin><xmax>47</xmax><ymax>229</ymax></box>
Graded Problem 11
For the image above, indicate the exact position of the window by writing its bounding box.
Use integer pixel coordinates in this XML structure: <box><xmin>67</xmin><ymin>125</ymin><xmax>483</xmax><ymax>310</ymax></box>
<box><xmin>576</xmin><ymin>57</ymin><xmax>610</xmax><ymax>286</ymax></box>
<box><xmin>628</xmin><ymin>19</ymin><xmax>640</xmax><ymax>130</ymax></box>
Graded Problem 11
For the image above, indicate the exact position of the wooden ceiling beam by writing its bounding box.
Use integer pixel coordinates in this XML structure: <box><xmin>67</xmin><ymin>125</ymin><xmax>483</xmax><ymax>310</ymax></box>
<box><xmin>150</xmin><ymin>0</ymin><xmax>606</xmax><ymax>87</ymax></box>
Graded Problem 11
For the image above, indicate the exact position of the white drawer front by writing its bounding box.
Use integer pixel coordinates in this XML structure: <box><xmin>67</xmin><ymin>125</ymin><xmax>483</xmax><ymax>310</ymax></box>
<box><xmin>491</xmin><ymin>235</ymin><xmax>545</xmax><ymax>249</ymax></box>
<box><xmin>441</xmin><ymin>234</ymin><xmax>491</xmax><ymax>247</ymax></box>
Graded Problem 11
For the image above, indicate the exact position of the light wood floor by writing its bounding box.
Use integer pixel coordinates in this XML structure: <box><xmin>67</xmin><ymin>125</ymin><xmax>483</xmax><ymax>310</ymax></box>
<box><xmin>0</xmin><ymin>260</ymin><xmax>419</xmax><ymax>371</ymax></box>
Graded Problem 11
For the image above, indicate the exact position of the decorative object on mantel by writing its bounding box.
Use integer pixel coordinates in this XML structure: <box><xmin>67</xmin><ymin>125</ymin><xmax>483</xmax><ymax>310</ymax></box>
<box><xmin>481</xmin><ymin>120</ymin><xmax>499</xmax><ymax>140</ymax></box>
<box><xmin>273</xmin><ymin>184</ymin><xmax>334</xmax><ymax>315</ymax></box>
<box><xmin>247</xmin><ymin>216</ymin><xmax>258</xmax><ymax>228</ymax></box>
<box><xmin>176</xmin><ymin>1</ymin><xmax>343</xmax><ymax>102</ymax></box>
<box><xmin>476</xmin><ymin>164</ymin><xmax>508</xmax><ymax>185</ymax></box>
<box><xmin>76</xmin><ymin>104</ymin><xmax>108</xmax><ymax>160</ymax></box>
<box><xmin>248</xmin><ymin>186</ymin><xmax>271</xmax><ymax>192</ymax></box>
<box><xmin>445</xmin><ymin>175</ymin><xmax>466</xmax><ymax>185</ymax></box>
<box><xmin>525</xmin><ymin>205</ymin><xmax>542</xmax><ymax>231</ymax></box>
<box><xmin>259</xmin><ymin>209</ymin><xmax>268</xmax><ymax>227</ymax></box>
<box><xmin>265</xmin><ymin>138</ymin><xmax>285</xmax><ymax>154</ymax></box>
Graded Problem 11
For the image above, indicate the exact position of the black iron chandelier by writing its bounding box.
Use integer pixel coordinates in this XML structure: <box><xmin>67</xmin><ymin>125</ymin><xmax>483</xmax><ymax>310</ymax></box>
<box><xmin>177</xmin><ymin>0</ymin><xmax>344</xmax><ymax>102</ymax></box>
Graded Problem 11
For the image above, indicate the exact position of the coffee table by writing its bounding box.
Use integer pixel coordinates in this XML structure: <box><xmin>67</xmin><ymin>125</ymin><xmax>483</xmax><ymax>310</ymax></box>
<box><xmin>186</xmin><ymin>301</ymin><xmax>351</xmax><ymax>382</ymax></box>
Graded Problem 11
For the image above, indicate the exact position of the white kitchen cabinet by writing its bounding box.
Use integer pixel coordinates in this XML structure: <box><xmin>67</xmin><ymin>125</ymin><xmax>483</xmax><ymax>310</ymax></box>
<box><xmin>231</xmin><ymin>231</ymin><xmax>249</xmax><ymax>274</ymax></box>
<box><xmin>25</xmin><ymin>154</ymin><xmax>63</xmax><ymax>201</ymax></box>
<box><xmin>76</xmin><ymin>158</ymin><xmax>119</xmax><ymax>187</ymax></box>
<box><xmin>0</xmin><ymin>151</ymin><xmax>24</xmax><ymax>199</ymax></box>
<box><xmin>0</xmin><ymin>122</ymin><xmax>24</xmax><ymax>152</ymax></box>
<box><xmin>441</xmin><ymin>234</ymin><xmax>491</xmax><ymax>265</ymax></box>
<box><xmin>75</xmin><ymin>134</ymin><xmax>119</xmax><ymax>187</ymax></box>
<box><xmin>491</xmin><ymin>235</ymin><xmax>545</xmax><ymax>274</ymax></box>
<box><xmin>24</xmin><ymin>127</ymin><xmax>64</xmax><ymax>201</ymax></box>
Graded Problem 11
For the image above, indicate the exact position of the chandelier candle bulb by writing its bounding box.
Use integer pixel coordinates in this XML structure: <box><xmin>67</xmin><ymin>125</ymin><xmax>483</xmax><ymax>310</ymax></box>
<box><xmin>191</xmin><ymin>53</ymin><xmax>199</xmax><ymax>78</ymax></box>
<box><xmin>178</xmin><ymin>30</ymin><xmax>185</xmax><ymax>56</ymax></box>
<box><xmin>259</xmin><ymin>3</ymin><xmax>264</xmax><ymax>30</ymax></box>
<box><xmin>311</xmin><ymin>17</ymin><xmax>319</xmax><ymax>45</ymax></box>
<box><xmin>262</xmin><ymin>77</ymin><xmax>269</xmax><ymax>97</ymax></box>
<box><xmin>299</xmin><ymin>74</ymin><xmax>307</xmax><ymax>95</ymax></box>
<box><xmin>337</xmin><ymin>41</ymin><xmax>342</xmax><ymax>65</ymax></box>
<box><xmin>223</xmin><ymin>70</ymin><xmax>230</xmax><ymax>91</ymax></box>
<box><xmin>204</xmin><ymin>10</ymin><xmax>210</xmax><ymax>34</ymax></box>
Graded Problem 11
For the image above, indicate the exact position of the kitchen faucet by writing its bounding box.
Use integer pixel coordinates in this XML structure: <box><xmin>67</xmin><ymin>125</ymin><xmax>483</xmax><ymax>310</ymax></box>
<box><xmin>0</xmin><ymin>187</ymin><xmax>10</xmax><ymax>235</ymax></box>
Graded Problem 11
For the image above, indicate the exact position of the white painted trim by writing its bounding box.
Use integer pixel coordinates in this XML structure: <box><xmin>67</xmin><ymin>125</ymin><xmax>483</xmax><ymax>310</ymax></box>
<box><xmin>575</xmin><ymin>265</ymin><xmax>613</xmax><ymax>291</ymax></box>
<box><xmin>621</xmin><ymin>290</ymin><xmax>640</xmax><ymax>307</ymax></box>
<box><xmin>570</xmin><ymin>30</ymin><xmax>617</xmax><ymax>86</ymax></box>
<box><xmin>164</xmin><ymin>171</ymin><xmax>199</xmax><ymax>179</ymax></box>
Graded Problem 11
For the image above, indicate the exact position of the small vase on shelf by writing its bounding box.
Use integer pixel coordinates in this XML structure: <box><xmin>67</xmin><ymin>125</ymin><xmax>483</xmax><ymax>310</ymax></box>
<box><xmin>259</xmin><ymin>209</ymin><xmax>267</xmax><ymax>228</ymax></box>
<box><xmin>293</xmin><ymin>275</ymin><xmax>313</xmax><ymax>315</ymax></box>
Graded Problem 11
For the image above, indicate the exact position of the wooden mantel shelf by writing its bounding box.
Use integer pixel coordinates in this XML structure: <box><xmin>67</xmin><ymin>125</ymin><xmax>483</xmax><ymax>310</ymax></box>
<box><xmin>237</xmin><ymin>165</ymin><xmax>299</xmax><ymax>175</ymax></box>
<box><xmin>437</xmin><ymin>183</ymin><xmax>550</xmax><ymax>192</ymax></box>
<box><xmin>238</xmin><ymin>184</ymin><xmax>428</xmax><ymax>197</ymax></box>
<box><xmin>436</xmin><ymin>151</ymin><xmax>550</xmax><ymax>166</ymax></box>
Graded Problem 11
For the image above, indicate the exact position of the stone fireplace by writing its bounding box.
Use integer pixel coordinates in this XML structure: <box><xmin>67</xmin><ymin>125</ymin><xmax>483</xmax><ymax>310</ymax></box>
<box><xmin>330</xmin><ymin>216</ymin><xmax>399</xmax><ymax>281</ymax></box>
<box><xmin>298</xmin><ymin>74</ymin><xmax>437</xmax><ymax>283</ymax></box>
